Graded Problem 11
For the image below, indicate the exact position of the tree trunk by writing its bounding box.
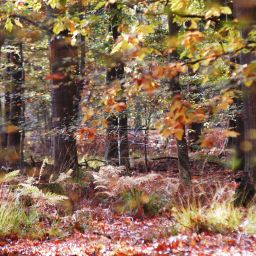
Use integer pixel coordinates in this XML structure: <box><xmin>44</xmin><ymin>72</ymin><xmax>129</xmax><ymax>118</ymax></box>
<box><xmin>5</xmin><ymin>46</ymin><xmax>24</xmax><ymax>168</ymax></box>
<box><xmin>1</xmin><ymin>91</ymin><xmax>10</xmax><ymax>148</ymax></box>
<box><xmin>105</xmin><ymin>3</ymin><xmax>130</xmax><ymax>170</ymax></box>
<box><xmin>189</xmin><ymin>87</ymin><xmax>203</xmax><ymax>149</ymax></box>
<box><xmin>168</xmin><ymin>14</ymin><xmax>191</xmax><ymax>186</ymax></box>
<box><xmin>229</xmin><ymin>97</ymin><xmax>245</xmax><ymax>171</ymax></box>
<box><xmin>49</xmin><ymin>32</ymin><xmax>79</xmax><ymax>173</ymax></box>
<box><xmin>105</xmin><ymin>114</ymin><xmax>119</xmax><ymax>163</ymax></box>
<box><xmin>233</xmin><ymin>0</ymin><xmax>256</xmax><ymax>206</ymax></box>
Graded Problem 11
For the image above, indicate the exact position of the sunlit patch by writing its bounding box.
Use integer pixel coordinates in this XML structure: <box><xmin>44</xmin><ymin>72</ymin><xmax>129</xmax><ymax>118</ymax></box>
<box><xmin>240</xmin><ymin>140</ymin><xmax>253</xmax><ymax>152</ymax></box>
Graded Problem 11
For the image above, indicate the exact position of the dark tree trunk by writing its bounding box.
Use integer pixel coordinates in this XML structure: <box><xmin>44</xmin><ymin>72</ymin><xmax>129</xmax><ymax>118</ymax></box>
<box><xmin>233</xmin><ymin>1</ymin><xmax>256</xmax><ymax>206</ymax></box>
<box><xmin>118</xmin><ymin>110</ymin><xmax>130</xmax><ymax>168</ymax></box>
<box><xmin>5</xmin><ymin>46</ymin><xmax>24</xmax><ymax>168</ymax></box>
<box><xmin>105</xmin><ymin>3</ymin><xmax>129</xmax><ymax>170</ymax></box>
<box><xmin>189</xmin><ymin>122</ymin><xmax>203</xmax><ymax>148</ymax></box>
<box><xmin>49</xmin><ymin>33</ymin><xmax>79</xmax><ymax>173</ymax></box>
<box><xmin>189</xmin><ymin>88</ymin><xmax>203</xmax><ymax>149</ymax></box>
<box><xmin>1</xmin><ymin>91</ymin><xmax>10</xmax><ymax>148</ymax></box>
<box><xmin>229</xmin><ymin>97</ymin><xmax>245</xmax><ymax>171</ymax></box>
<box><xmin>105</xmin><ymin>115</ymin><xmax>119</xmax><ymax>162</ymax></box>
<box><xmin>168</xmin><ymin>14</ymin><xmax>191</xmax><ymax>186</ymax></box>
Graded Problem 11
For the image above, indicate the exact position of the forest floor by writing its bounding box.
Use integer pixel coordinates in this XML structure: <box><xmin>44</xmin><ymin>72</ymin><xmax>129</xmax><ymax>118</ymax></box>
<box><xmin>0</xmin><ymin>152</ymin><xmax>255</xmax><ymax>255</ymax></box>
<box><xmin>1</xmin><ymin>217</ymin><xmax>256</xmax><ymax>255</ymax></box>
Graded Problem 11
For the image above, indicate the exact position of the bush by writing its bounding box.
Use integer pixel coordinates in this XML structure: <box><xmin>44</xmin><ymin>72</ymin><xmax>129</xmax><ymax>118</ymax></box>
<box><xmin>93</xmin><ymin>165</ymin><xmax>178</xmax><ymax>216</ymax></box>
<box><xmin>0</xmin><ymin>202</ymin><xmax>39</xmax><ymax>237</ymax></box>
<box><xmin>241</xmin><ymin>206</ymin><xmax>256</xmax><ymax>234</ymax></box>
<box><xmin>0</xmin><ymin>170</ymin><xmax>70</xmax><ymax>238</ymax></box>
<box><xmin>114</xmin><ymin>188</ymin><xmax>161</xmax><ymax>216</ymax></box>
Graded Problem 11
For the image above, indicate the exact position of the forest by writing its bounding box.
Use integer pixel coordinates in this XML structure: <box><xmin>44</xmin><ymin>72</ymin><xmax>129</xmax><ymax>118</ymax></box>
<box><xmin>0</xmin><ymin>0</ymin><xmax>256</xmax><ymax>255</ymax></box>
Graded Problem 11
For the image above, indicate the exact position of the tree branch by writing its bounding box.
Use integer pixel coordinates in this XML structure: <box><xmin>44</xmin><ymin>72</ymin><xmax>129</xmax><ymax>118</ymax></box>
<box><xmin>11</xmin><ymin>14</ymin><xmax>51</xmax><ymax>34</ymax></box>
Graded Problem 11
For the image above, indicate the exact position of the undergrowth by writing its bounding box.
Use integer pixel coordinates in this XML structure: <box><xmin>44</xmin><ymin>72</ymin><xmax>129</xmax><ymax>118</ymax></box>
<box><xmin>93</xmin><ymin>165</ymin><xmax>178</xmax><ymax>216</ymax></box>
<box><xmin>0</xmin><ymin>170</ymin><xmax>69</xmax><ymax>238</ymax></box>
<box><xmin>0</xmin><ymin>202</ymin><xmax>38</xmax><ymax>237</ymax></box>
<box><xmin>172</xmin><ymin>183</ymin><xmax>244</xmax><ymax>234</ymax></box>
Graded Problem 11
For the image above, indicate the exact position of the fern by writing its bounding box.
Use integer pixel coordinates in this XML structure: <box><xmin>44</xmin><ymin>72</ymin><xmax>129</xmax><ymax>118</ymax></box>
<box><xmin>17</xmin><ymin>183</ymin><xmax>68</xmax><ymax>205</ymax></box>
<box><xmin>44</xmin><ymin>191</ymin><xmax>68</xmax><ymax>205</ymax></box>
<box><xmin>54</xmin><ymin>169</ymin><xmax>73</xmax><ymax>183</ymax></box>
<box><xmin>93</xmin><ymin>165</ymin><xmax>179</xmax><ymax>200</ymax></box>
<box><xmin>0</xmin><ymin>170</ymin><xmax>20</xmax><ymax>184</ymax></box>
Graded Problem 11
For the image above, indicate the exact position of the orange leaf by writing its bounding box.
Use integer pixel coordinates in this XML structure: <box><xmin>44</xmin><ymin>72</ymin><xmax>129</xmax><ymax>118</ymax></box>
<box><xmin>114</xmin><ymin>102</ymin><xmax>126</xmax><ymax>112</ymax></box>
<box><xmin>201</xmin><ymin>137</ymin><xmax>214</xmax><ymax>148</ymax></box>
<box><xmin>5</xmin><ymin>124</ymin><xmax>19</xmax><ymax>134</ymax></box>
<box><xmin>45</xmin><ymin>73</ymin><xmax>66</xmax><ymax>80</ymax></box>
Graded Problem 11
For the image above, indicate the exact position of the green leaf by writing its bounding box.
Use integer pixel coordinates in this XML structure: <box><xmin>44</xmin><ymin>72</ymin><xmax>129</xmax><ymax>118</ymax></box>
<box><xmin>95</xmin><ymin>1</ymin><xmax>105</xmax><ymax>10</ymax></box>
<box><xmin>220</xmin><ymin>6</ymin><xmax>232</xmax><ymax>15</ymax></box>
<box><xmin>53</xmin><ymin>20</ymin><xmax>65</xmax><ymax>34</ymax></box>
<box><xmin>5</xmin><ymin>18</ymin><xmax>13</xmax><ymax>32</ymax></box>
<box><xmin>47</xmin><ymin>0</ymin><xmax>59</xmax><ymax>9</ymax></box>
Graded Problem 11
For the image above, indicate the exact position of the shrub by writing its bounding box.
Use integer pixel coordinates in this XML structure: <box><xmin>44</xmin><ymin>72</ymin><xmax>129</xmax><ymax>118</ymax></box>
<box><xmin>93</xmin><ymin>165</ymin><xmax>179</xmax><ymax>216</ymax></box>
<box><xmin>0</xmin><ymin>202</ymin><xmax>39</xmax><ymax>237</ymax></box>
<box><xmin>0</xmin><ymin>170</ymin><xmax>70</xmax><ymax>238</ymax></box>
<box><xmin>205</xmin><ymin>201</ymin><xmax>241</xmax><ymax>233</ymax></box>
<box><xmin>114</xmin><ymin>188</ymin><xmax>161</xmax><ymax>216</ymax></box>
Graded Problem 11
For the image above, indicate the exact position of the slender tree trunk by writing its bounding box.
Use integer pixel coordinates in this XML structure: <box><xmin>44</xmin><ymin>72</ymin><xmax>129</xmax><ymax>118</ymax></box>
<box><xmin>189</xmin><ymin>87</ymin><xmax>203</xmax><ymax>149</ymax></box>
<box><xmin>105</xmin><ymin>3</ymin><xmax>129</xmax><ymax>170</ymax></box>
<box><xmin>1</xmin><ymin>91</ymin><xmax>10</xmax><ymax>148</ymax></box>
<box><xmin>6</xmin><ymin>46</ymin><xmax>24</xmax><ymax>168</ymax></box>
<box><xmin>49</xmin><ymin>32</ymin><xmax>79</xmax><ymax>173</ymax></box>
<box><xmin>105</xmin><ymin>114</ymin><xmax>119</xmax><ymax>162</ymax></box>
<box><xmin>168</xmin><ymin>14</ymin><xmax>191</xmax><ymax>186</ymax></box>
<box><xmin>229</xmin><ymin>97</ymin><xmax>245</xmax><ymax>171</ymax></box>
<box><xmin>0</xmin><ymin>34</ymin><xmax>6</xmax><ymax>151</ymax></box>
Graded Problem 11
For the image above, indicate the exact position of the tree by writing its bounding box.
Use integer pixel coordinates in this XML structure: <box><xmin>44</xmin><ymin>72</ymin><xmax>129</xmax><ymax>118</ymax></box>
<box><xmin>6</xmin><ymin>45</ymin><xmax>24</xmax><ymax>167</ymax></box>
<box><xmin>233</xmin><ymin>0</ymin><xmax>256</xmax><ymax>205</ymax></box>
<box><xmin>105</xmin><ymin>3</ymin><xmax>130</xmax><ymax>170</ymax></box>
<box><xmin>50</xmin><ymin>31</ymin><xmax>79</xmax><ymax>173</ymax></box>
<box><xmin>168</xmin><ymin>13</ymin><xmax>191</xmax><ymax>186</ymax></box>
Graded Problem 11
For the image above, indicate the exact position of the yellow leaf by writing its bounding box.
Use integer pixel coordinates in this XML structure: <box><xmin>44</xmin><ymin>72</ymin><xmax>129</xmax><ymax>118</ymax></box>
<box><xmin>82</xmin><ymin>108</ymin><xmax>94</xmax><ymax>122</ymax></box>
<box><xmin>174</xmin><ymin>128</ymin><xmax>184</xmax><ymax>140</ymax></box>
<box><xmin>220</xmin><ymin>6</ymin><xmax>232</xmax><ymax>15</ymax></box>
<box><xmin>14</xmin><ymin>19</ymin><xmax>23</xmax><ymax>28</ymax></box>
<box><xmin>101</xmin><ymin>118</ymin><xmax>108</xmax><ymax>128</ymax></box>
<box><xmin>5</xmin><ymin>18</ymin><xmax>13</xmax><ymax>32</ymax></box>
<box><xmin>162</xmin><ymin>128</ymin><xmax>173</xmax><ymax>138</ymax></box>
<box><xmin>136</xmin><ymin>25</ymin><xmax>154</xmax><ymax>35</ymax></box>
<box><xmin>205</xmin><ymin>7</ymin><xmax>221</xmax><ymax>19</ymax></box>
<box><xmin>223</xmin><ymin>130</ymin><xmax>240</xmax><ymax>138</ymax></box>
<box><xmin>5</xmin><ymin>125</ymin><xmax>19</xmax><ymax>134</ymax></box>
<box><xmin>140</xmin><ymin>193</ymin><xmax>150</xmax><ymax>204</ymax></box>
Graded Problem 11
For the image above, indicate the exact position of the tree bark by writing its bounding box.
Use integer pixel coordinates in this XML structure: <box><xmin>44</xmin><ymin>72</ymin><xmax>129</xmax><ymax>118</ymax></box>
<box><xmin>189</xmin><ymin>87</ymin><xmax>203</xmax><ymax>149</ymax></box>
<box><xmin>168</xmin><ymin>14</ymin><xmax>191</xmax><ymax>186</ymax></box>
<box><xmin>233</xmin><ymin>0</ymin><xmax>256</xmax><ymax>205</ymax></box>
<box><xmin>5</xmin><ymin>46</ymin><xmax>24</xmax><ymax>168</ymax></box>
<box><xmin>105</xmin><ymin>3</ymin><xmax>130</xmax><ymax>170</ymax></box>
<box><xmin>229</xmin><ymin>97</ymin><xmax>245</xmax><ymax>171</ymax></box>
<box><xmin>49</xmin><ymin>32</ymin><xmax>79</xmax><ymax>173</ymax></box>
